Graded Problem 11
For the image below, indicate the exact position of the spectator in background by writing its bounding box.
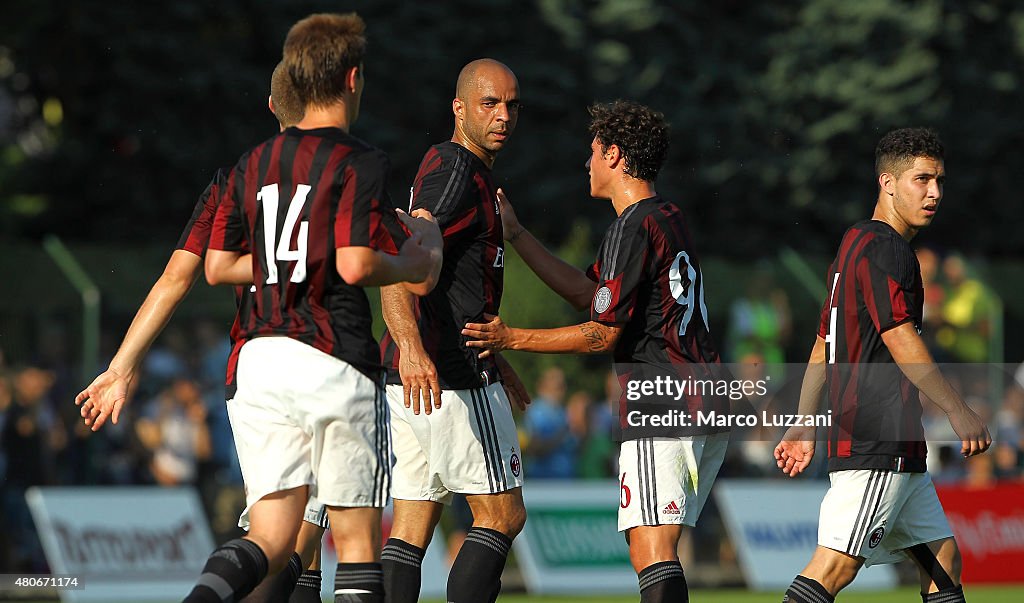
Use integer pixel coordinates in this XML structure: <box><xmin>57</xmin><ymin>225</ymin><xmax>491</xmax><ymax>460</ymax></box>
<box><xmin>0</xmin><ymin>372</ymin><xmax>10</xmax><ymax>485</ymax></box>
<box><xmin>936</xmin><ymin>254</ymin><xmax>994</xmax><ymax>363</ymax></box>
<box><xmin>725</xmin><ymin>267</ymin><xmax>791</xmax><ymax>366</ymax></box>
<box><xmin>577</xmin><ymin>370</ymin><xmax>620</xmax><ymax>479</ymax></box>
<box><xmin>916</xmin><ymin>246</ymin><xmax>946</xmax><ymax>357</ymax></box>
<box><xmin>2</xmin><ymin>366</ymin><xmax>64</xmax><ymax>571</ymax></box>
<box><xmin>523</xmin><ymin>367</ymin><xmax>577</xmax><ymax>479</ymax></box>
<box><xmin>135</xmin><ymin>377</ymin><xmax>211</xmax><ymax>486</ymax></box>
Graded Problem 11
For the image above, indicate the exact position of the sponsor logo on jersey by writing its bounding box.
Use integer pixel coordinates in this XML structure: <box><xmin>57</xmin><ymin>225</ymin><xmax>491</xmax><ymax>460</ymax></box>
<box><xmin>493</xmin><ymin>246</ymin><xmax>505</xmax><ymax>268</ymax></box>
<box><xmin>868</xmin><ymin>526</ymin><xmax>885</xmax><ymax>549</ymax></box>
<box><xmin>510</xmin><ymin>452</ymin><xmax>521</xmax><ymax>477</ymax></box>
<box><xmin>594</xmin><ymin>286</ymin><xmax>613</xmax><ymax>314</ymax></box>
<box><xmin>662</xmin><ymin>500</ymin><xmax>681</xmax><ymax>515</ymax></box>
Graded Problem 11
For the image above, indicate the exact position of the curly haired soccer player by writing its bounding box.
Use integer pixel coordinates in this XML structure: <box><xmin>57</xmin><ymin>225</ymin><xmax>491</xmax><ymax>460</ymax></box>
<box><xmin>774</xmin><ymin>128</ymin><xmax>991</xmax><ymax>603</ymax></box>
<box><xmin>463</xmin><ymin>100</ymin><xmax>729</xmax><ymax>603</ymax></box>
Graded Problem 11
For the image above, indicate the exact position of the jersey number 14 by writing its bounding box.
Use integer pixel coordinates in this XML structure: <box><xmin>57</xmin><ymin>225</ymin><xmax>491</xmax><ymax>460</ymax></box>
<box><xmin>257</xmin><ymin>183</ymin><xmax>310</xmax><ymax>285</ymax></box>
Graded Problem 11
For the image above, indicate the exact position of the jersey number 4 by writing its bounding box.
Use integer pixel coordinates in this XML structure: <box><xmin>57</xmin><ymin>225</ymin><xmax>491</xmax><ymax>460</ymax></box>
<box><xmin>257</xmin><ymin>183</ymin><xmax>310</xmax><ymax>285</ymax></box>
<box><xmin>824</xmin><ymin>272</ymin><xmax>841</xmax><ymax>364</ymax></box>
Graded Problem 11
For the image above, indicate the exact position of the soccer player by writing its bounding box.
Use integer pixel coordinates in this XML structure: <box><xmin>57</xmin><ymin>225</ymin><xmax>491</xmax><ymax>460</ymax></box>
<box><xmin>462</xmin><ymin>100</ymin><xmax>728</xmax><ymax>603</ymax></box>
<box><xmin>377</xmin><ymin>58</ymin><xmax>530</xmax><ymax>603</ymax></box>
<box><xmin>76</xmin><ymin>63</ymin><xmax>329</xmax><ymax>603</ymax></box>
<box><xmin>185</xmin><ymin>13</ymin><xmax>442</xmax><ymax>603</ymax></box>
<box><xmin>774</xmin><ymin>128</ymin><xmax>991</xmax><ymax>603</ymax></box>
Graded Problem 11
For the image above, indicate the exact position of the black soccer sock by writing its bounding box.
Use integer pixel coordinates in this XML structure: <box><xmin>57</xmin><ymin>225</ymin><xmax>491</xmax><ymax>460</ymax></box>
<box><xmin>334</xmin><ymin>562</ymin><xmax>383</xmax><ymax>603</ymax></box>
<box><xmin>487</xmin><ymin>579</ymin><xmax>502</xmax><ymax>603</ymax></box>
<box><xmin>638</xmin><ymin>560</ymin><xmax>688</xmax><ymax>603</ymax></box>
<box><xmin>447</xmin><ymin>527</ymin><xmax>513</xmax><ymax>603</ymax></box>
<box><xmin>291</xmin><ymin>569</ymin><xmax>322</xmax><ymax>603</ymax></box>
<box><xmin>923</xmin><ymin>584</ymin><xmax>966</xmax><ymax>603</ymax></box>
<box><xmin>783</xmin><ymin>575</ymin><xmax>834</xmax><ymax>603</ymax></box>
<box><xmin>240</xmin><ymin>551</ymin><xmax>303</xmax><ymax>603</ymax></box>
<box><xmin>183</xmin><ymin>538</ymin><xmax>269</xmax><ymax>603</ymax></box>
<box><xmin>381</xmin><ymin>538</ymin><xmax>426</xmax><ymax>603</ymax></box>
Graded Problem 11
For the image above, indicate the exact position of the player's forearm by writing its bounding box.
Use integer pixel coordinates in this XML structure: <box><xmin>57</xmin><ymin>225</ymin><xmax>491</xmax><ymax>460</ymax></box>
<box><xmin>795</xmin><ymin>336</ymin><xmax>827</xmax><ymax>417</ymax></box>
<box><xmin>507</xmin><ymin>321</ymin><xmax>619</xmax><ymax>354</ymax></box>
<box><xmin>882</xmin><ymin>323</ymin><xmax>969</xmax><ymax>416</ymax></box>
<box><xmin>205</xmin><ymin>250</ymin><xmax>253</xmax><ymax>285</ymax></box>
<box><xmin>338</xmin><ymin>245</ymin><xmax>441</xmax><ymax>291</ymax></box>
<box><xmin>110</xmin><ymin>250</ymin><xmax>202</xmax><ymax>378</ymax></box>
<box><xmin>508</xmin><ymin>228</ymin><xmax>596</xmax><ymax>311</ymax></box>
<box><xmin>381</xmin><ymin>284</ymin><xmax>427</xmax><ymax>354</ymax></box>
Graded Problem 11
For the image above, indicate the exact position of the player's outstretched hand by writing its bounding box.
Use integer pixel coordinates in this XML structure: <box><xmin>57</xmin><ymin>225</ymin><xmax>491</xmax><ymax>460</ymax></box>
<box><xmin>496</xmin><ymin>188</ymin><xmax>525</xmax><ymax>243</ymax></box>
<box><xmin>399</xmin><ymin>346</ymin><xmax>442</xmax><ymax>415</ymax></box>
<box><xmin>463</xmin><ymin>314</ymin><xmax>514</xmax><ymax>359</ymax></box>
<box><xmin>947</xmin><ymin>405</ymin><xmax>992</xmax><ymax>457</ymax></box>
<box><xmin>773</xmin><ymin>426</ymin><xmax>816</xmax><ymax>478</ymax></box>
<box><xmin>494</xmin><ymin>353</ymin><xmax>530</xmax><ymax>411</ymax></box>
<box><xmin>75</xmin><ymin>369</ymin><xmax>130</xmax><ymax>432</ymax></box>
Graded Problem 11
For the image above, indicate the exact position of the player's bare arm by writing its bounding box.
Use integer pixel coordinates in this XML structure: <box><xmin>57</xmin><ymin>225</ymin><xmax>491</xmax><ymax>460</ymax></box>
<box><xmin>205</xmin><ymin>249</ymin><xmax>253</xmax><ymax>285</ymax></box>
<box><xmin>463</xmin><ymin>314</ymin><xmax>622</xmax><ymax>355</ymax></box>
<box><xmin>381</xmin><ymin>284</ymin><xmax>442</xmax><ymax>415</ymax></box>
<box><xmin>881</xmin><ymin>321</ymin><xmax>992</xmax><ymax>457</ymax></box>
<box><xmin>775</xmin><ymin>335</ymin><xmax>826</xmax><ymax>477</ymax></box>
<box><xmin>337</xmin><ymin>211</ymin><xmax>442</xmax><ymax>291</ymax></box>
<box><xmin>76</xmin><ymin>249</ymin><xmax>202</xmax><ymax>431</ymax></box>
<box><xmin>493</xmin><ymin>352</ymin><xmax>530</xmax><ymax>410</ymax></box>
<box><xmin>497</xmin><ymin>188</ymin><xmax>596</xmax><ymax>310</ymax></box>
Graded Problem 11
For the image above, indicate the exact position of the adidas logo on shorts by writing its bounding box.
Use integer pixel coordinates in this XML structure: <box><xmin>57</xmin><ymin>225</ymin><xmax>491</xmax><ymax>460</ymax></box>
<box><xmin>662</xmin><ymin>500</ymin><xmax>681</xmax><ymax>515</ymax></box>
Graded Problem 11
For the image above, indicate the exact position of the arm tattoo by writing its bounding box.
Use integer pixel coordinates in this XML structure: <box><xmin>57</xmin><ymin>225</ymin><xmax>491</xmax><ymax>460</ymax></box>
<box><xmin>579</xmin><ymin>322</ymin><xmax>611</xmax><ymax>352</ymax></box>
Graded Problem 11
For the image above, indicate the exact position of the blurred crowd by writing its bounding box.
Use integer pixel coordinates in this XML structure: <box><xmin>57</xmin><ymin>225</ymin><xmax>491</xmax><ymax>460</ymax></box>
<box><xmin>1</xmin><ymin>253</ymin><xmax>1019</xmax><ymax>576</ymax></box>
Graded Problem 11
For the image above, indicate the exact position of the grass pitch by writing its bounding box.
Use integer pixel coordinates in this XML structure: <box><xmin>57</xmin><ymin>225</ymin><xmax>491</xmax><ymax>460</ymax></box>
<box><xmin>420</xmin><ymin>585</ymin><xmax>1024</xmax><ymax>602</ymax></box>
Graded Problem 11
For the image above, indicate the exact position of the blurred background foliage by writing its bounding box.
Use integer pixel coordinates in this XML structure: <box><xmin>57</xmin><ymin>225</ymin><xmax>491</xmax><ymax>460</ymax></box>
<box><xmin>1</xmin><ymin>0</ymin><xmax>1023</xmax><ymax>389</ymax></box>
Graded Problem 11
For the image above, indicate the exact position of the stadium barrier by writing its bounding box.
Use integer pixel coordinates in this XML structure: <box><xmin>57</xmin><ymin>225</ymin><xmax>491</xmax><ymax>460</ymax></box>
<box><xmin>937</xmin><ymin>482</ymin><xmax>1024</xmax><ymax>583</ymax></box>
<box><xmin>25</xmin><ymin>486</ymin><xmax>215</xmax><ymax>602</ymax></box>
<box><xmin>714</xmin><ymin>479</ymin><xmax>897</xmax><ymax>591</ymax></box>
<box><xmin>514</xmin><ymin>480</ymin><xmax>639</xmax><ymax>595</ymax></box>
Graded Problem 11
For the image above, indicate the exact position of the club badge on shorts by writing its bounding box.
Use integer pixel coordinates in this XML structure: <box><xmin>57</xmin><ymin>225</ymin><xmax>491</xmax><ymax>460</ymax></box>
<box><xmin>510</xmin><ymin>451</ymin><xmax>521</xmax><ymax>477</ymax></box>
<box><xmin>594</xmin><ymin>286</ymin><xmax>613</xmax><ymax>314</ymax></box>
<box><xmin>868</xmin><ymin>527</ymin><xmax>885</xmax><ymax>549</ymax></box>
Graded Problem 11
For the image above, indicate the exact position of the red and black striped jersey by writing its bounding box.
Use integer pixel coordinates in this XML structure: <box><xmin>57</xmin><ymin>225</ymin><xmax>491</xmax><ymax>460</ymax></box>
<box><xmin>818</xmin><ymin>219</ymin><xmax>927</xmax><ymax>472</ymax></box>
<box><xmin>174</xmin><ymin>167</ymin><xmax>251</xmax><ymax>398</ymax></box>
<box><xmin>589</xmin><ymin>197</ymin><xmax>726</xmax><ymax>435</ymax></box>
<box><xmin>210</xmin><ymin>126</ymin><xmax>409</xmax><ymax>380</ymax></box>
<box><xmin>176</xmin><ymin>168</ymin><xmax>228</xmax><ymax>258</ymax></box>
<box><xmin>381</xmin><ymin>142</ymin><xmax>503</xmax><ymax>389</ymax></box>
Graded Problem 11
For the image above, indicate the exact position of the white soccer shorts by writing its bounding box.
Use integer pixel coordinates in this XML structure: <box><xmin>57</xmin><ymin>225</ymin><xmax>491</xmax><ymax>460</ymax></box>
<box><xmin>818</xmin><ymin>469</ymin><xmax>954</xmax><ymax>565</ymax></box>
<box><xmin>227</xmin><ymin>337</ymin><xmax>390</xmax><ymax>521</ymax></box>
<box><xmin>387</xmin><ymin>382</ymin><xmax>523</xmax><ymax>504</ymax></box>
<box><xmin>238</xmin><ymin>495</ymin><xmax>330</xmax><ymax>530</ymax></box>
<box><xmin>617</xmin><ymin>432</ymin><xmax>729</xmax><ymax>531</ymax></box>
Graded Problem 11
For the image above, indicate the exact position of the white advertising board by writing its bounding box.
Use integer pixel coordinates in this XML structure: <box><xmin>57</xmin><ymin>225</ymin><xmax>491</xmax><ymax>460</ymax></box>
<box><xmin>515</xmin><ymin>480</ymin><xmax>637</xmax><ymax>595</ymax></box>
<box><xmin>714</xmin><ymin>479</ymin><xmax>897</xmax><ymax>591</ymax></box>
<box><xmin>25</xmin><ymin>486</ymin><xmax>215</xmax><ymax>602</ymax></box>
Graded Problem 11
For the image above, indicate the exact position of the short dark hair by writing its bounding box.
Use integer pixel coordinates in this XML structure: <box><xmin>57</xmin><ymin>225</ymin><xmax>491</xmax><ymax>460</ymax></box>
<box><xmin>875</xmin><ymin>127</ymin><xmax>944</xmax><ymax>178</ymax></box>
<box><xmin>283</xmin><ymin>13</ymin><xmax>366</xmax><ymax>108</ymax></box>
<box><xmin>588</xmin><ymin>100</ymin><xmax>669</xmax><ymax>182</ymax></box>
<box><xmin>270</xmin><ymin>62</ymin><xmax>304</xmax><ymax>128</ymax></box>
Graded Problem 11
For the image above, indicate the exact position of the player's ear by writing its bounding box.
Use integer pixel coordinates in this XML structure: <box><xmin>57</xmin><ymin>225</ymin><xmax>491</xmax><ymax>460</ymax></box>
<box><xmin>346</xmin><ymin>65</ymin><xmax>361</xmax><ymax>93</ymax></box>
<box><xmin>268</xmin><ymin>95</ymin><xmax>276</xmax><ymax>117</ymax></box>
<box><xmin>605</xmin><ymin>144</ymin><xmax>622</xmax><ymax>167</ymax></box>
<box><xmin>879</xmin><ymin>172</ymin><xmax>895</xmax><ymax>195</ymax></box>
<box><xmin>453</xmin><ymin>98</ymin><xmax>464</xmax><ymax>121</ymax></box>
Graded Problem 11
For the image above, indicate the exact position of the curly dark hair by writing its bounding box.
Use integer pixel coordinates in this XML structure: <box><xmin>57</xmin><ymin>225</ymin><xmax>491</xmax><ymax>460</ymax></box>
<box><xmin>875</xmin><ymin>127</ymin><xmax>944</xmax><ymax>177</ymax></box>
<box><xmin>588</xmin><ymin>100</ymin><xmax>669</xmax><ymax>182</ymax></box>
